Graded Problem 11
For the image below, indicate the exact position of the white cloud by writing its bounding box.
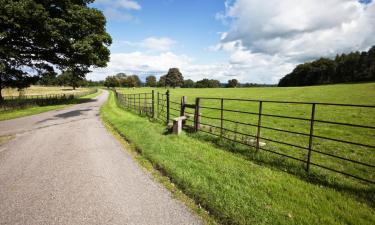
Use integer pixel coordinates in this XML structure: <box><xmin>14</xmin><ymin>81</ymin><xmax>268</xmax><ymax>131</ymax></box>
<box><xmin>96</xmin><ymin>0</ymin><xmax>141</xmax><ymax>10</ymax></box>
<box><xmin>141</xmin><ymin>37</ymin><xmax>177</xmax><ymax>51</ymax></box>
<box><xmin>220</xmin><ymin>0</ymin><xmax>375</xmax><ymax>60</ymax></box>
<box><xmin>116</xmin><ymin>37</ymin><xmax>177</xmax><ymax>51</ymax></box>
<box><xmin>96</xmin><ymin>0</ymin><xmax>141</xmax><ymax>21</ymax></box>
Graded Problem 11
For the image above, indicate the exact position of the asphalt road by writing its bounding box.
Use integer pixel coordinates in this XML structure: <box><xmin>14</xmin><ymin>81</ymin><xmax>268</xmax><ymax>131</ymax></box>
<box><xmin>0</xmin><ymin>91</ymin><xmax>202</xmax><ymax>225</ymax></box>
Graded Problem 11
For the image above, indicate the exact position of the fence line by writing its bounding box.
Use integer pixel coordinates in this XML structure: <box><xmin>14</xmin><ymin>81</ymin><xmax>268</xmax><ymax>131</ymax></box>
<box><xmin>0</xmin><ymin>89</ymin><xmax>97</xmax><ymax>111</ymax></box>
<box><xmin>113</xmin><ymin>89</ymin><xmax>375</xmax><ymax>184</ymax></box>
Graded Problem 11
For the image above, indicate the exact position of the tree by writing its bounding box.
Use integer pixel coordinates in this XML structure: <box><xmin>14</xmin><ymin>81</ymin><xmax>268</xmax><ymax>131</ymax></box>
<box><xmin>0</xmin><ymin>0</ymin><xmax>112</xmax><ymax>100</ymax></box>
<box><xmin>157</xmin><ymin>75</ymin><xmax>167</xmax><ymax>88</ymax></box>
<box><xmin>145</xmin><ymin>75</ymin><xmax>157</xmax><ymax>87</ymax></box>
<box><xmin>182</xmin><ymin>79</ymin><xmax>195</xmax><ymax>88</ymax></box>
<box><xmin>195</xmin><ymin>79</ymin><xmax>220</xmax><ymax>88</ymax></box>
<box><xmin>165</xmin><ymin>68</ymin><xmax>184</xmax><ymax>88</ymax></box>
<box><xmin>104</xmin><ymin>76</ymin><xmax>119</xmax><ymax>88</ymax></box>
<box><xmin>57</xmin><ymin>70</ymin><xmax>85</xmax><ymax>89</ymax></box>
<box><xmin>278</xmin><ymin>46</ymin><xmax>375</xmax><ymax>87</ymax></box>
<box><xmin>125</xmin><ymin>75</ymin><xmax>141</xmax><ymax>87</ymax></box>
<box><xmin>227</xmin><ymin>79</ymin><xmax>239</xmax><ymax>88</ymax></box>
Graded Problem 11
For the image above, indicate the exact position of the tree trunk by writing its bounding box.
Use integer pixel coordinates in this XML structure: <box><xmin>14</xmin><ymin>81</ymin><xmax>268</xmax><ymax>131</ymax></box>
<box><xmin>0</xmin><ymin>86</ymin><xmax>3</xmax><ymax>102</ymax></box>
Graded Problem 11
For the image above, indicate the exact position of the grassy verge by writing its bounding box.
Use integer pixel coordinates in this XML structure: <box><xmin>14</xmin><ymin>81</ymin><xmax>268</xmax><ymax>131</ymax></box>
<box><xmin>0</xmin><ymin>89</ymin><xmax>102</xmax><ymax>121</ymax></box>
<box><xmin>101</xmin><ymin>91</ymin><xmax>375</xmax><ymax>225</ymax></box>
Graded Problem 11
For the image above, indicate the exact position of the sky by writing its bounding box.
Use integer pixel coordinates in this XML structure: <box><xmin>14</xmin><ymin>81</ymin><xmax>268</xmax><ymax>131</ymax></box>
<box><xmin>88</xmin><ymin>0</ymin><xmax>375</xmax><ymax>84</ymax></box>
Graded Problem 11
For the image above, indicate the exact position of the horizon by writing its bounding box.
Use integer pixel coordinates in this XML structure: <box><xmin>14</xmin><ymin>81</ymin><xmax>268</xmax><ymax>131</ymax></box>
<box><xmin>87</xmin><ymin>0</ymin><xmax>375</xmax><ymax>83</ymax></box>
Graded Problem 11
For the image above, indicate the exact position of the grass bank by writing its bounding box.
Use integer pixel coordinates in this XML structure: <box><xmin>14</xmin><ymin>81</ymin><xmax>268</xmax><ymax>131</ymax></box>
<box><xmin>0</xmin><ymin>89</ymin><xmax>102</xmax><ymax>121</ymax></box>
<box><xmin>101</xmin><ymin>91</ymin><xmax>375</xmax><ymax>225</ymax></box>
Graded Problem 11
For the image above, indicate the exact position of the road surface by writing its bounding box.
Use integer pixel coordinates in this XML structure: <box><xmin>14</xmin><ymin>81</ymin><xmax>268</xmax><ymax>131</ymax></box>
<box><xmin>0</xmin><ymin>91</ymin><xmax>202</xmax><ymax>225</ymax></box>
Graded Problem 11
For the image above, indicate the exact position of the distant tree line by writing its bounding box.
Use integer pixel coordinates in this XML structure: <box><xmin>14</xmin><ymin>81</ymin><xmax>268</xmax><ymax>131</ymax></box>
<box><xmin>278</xmin><ymin>46</ymin><xmax>375</xmax><ymax>87</ymax></box>
<box><xmin>104</xmin><ymin>67</ymin><xmax>276</xmax><ymax>89</ymax></box>
<box><xmin>104</xmin><ymin>73</ymin><xmax>141</xmax><ymax>88</ymax></box>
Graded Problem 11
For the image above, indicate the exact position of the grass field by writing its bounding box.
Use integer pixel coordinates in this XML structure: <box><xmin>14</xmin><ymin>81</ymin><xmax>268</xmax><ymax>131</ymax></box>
<box><xmin>102</xmin><ymin>90</ymin><xmax>375</xmax><ymax>225</ymax></box>
<box><xmin>117</xmin><ymin>83</ymin><xmax>375</xmax><ymax>187</ymax></box>
<box><xmin>1</xmin><ymin>85</ymin><xmax>92</xmax><ymax>97</ymax></box>
<box><xmin>0</xmin><ymin>89</ymin><xmax>101</xmax><ymax>121</ymax></box>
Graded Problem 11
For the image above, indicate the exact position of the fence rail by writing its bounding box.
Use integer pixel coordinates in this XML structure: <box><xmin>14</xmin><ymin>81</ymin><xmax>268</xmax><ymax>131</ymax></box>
<box><xmin>113</xmin><ymin>89</ymin><xmax>375</xmax><ymax>184</ymax></box>
<box><xmin>0</xmin><ymin>89</ymin><xmax>97</xmax><ymax>111</ymax></box>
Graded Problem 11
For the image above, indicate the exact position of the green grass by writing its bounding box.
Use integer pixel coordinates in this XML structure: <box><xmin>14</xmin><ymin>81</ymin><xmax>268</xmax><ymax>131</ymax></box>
<box><xmin>101</xmin><ymin>90</ymin><xmax>375</xmax><ymax>225</ymax></box>
<box><xmin>117</xmin><ymin>83</ymin><xmax>375</xmax><ymax>186</ymax></box>
<box><xmin>0</xmin><ymin>89</ymin><xmax>102</xmax><ymax>121</ymax></box>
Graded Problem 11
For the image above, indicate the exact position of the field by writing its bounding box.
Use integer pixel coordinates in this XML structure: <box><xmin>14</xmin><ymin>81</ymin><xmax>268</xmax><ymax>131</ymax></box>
<box><xmin>1</xmin><ymin>85</ymin><xmax>92</xmax><ymax>97</ymax></box>
<box><xmin>102</xmin><ymin>86</ymin><xmax>375</xmax><ymax>225</ymax></box>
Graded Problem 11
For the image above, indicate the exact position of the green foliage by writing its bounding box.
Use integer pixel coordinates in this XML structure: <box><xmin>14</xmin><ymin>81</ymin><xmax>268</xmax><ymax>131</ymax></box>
<box><xmin>104</xmin><ymin>73</ymin><xmax>141</xmax><ymax>88</ymax></box>
<box><xmin>157</xmin><ymin>75</ymin><xmax>167</xmax><ymax>87</ymax></box>
<box><xmin>279</xmin><ymin>46</ymin><xmax>375</xmax><ymax>86</ymax></box>
<box><xmin>165</xmin><ymin>68</ymin><xmax>184</xmax><ymax>88</ymax></box>
<box><xmin>227</xmin><ymin>79</ymin><xmax>239</xmax><ymax>88</ymax></box>
<box><xmin>104</xmin><ymin>75</ymin><xmax>120</xmax><ymax>88</ymax></box>
<box><xmin>182</xmin><ymin>79</ymin><xmax>195</xmax><ymax>88</ymax></box>
<box><xmin>195</xmin><ymin>78</ymin><xmax>220</xmax><ymax>88</ymax></box>
<box><xmin>145</xmin><ymin>75</ymin><xmax>157</xmax><ymax>87</ymax></box>
<box><xmin>0</xmin><ymin>0</ymin><xmax>112</xmax><ymax>98</ymax></box>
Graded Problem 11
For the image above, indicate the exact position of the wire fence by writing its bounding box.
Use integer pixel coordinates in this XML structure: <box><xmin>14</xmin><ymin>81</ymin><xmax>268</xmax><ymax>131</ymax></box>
<box><xmin>0</xmin><ymin>89</ymin><xmax>97</xmax><ymax>111</ymax></box>
<box><xmin>113</xmin><ymin>89</ymin><xmax>375</xmax><ymax>184</ymax></box>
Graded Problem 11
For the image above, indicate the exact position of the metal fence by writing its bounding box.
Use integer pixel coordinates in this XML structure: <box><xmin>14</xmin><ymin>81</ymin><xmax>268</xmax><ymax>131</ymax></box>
<box><xmin>114</xmin><ymin>89</ymin><xmax>375</xmax><ymax>184</ymax></box>
<box><xmin>0</xmin><ymin>89</ymin><xmax>97</xmax><ymax>111</ymax></box>
<box><xmin>115</xmin><ymin>90</ymin><xmax>155</xmax><ymax>118</ymax></box>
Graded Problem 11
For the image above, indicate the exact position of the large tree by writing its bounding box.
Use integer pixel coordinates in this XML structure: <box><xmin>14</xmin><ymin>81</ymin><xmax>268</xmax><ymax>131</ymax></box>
<box><xmin>227</xmin><ymin>79</ymin><xmax>239</xmax><ymax>88</ymax></box>
<box><xmin>145</xmin><ymin>75</ymin><xmax>157</xmax><ymax>87</ymax></box>
<box><xmin>0</xmin><ymin>0</ymin><xmax>112</xmax><ymax>100</ymax></box>
<box><xmin>165</xmin><ymin>68</ymin><xmax>184</xmax><ymax>88</ymax></box>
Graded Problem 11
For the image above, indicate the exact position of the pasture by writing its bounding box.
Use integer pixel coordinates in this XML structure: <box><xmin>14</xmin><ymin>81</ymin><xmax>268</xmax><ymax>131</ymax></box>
<box><xmin>103</xmin><ymin>85</ymin><xmax>375</xmax><ymax>225</ymax></box>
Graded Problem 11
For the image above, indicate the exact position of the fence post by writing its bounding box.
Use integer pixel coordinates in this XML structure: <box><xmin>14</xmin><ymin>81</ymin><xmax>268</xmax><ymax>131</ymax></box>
<box><xmin>220</xmin><ymin>98</ymin><xmax>224</xmax><ymax>137</ymax></box>
<box><xmin>194</xmin><ymin>97</ymin><xmax>201</xmax><ymax>132</ymax></box>
<box><xmin>152</xmin><ymin>90</ymin><xmax>155</xmax><ymax>118</ymax></box>
<box><xmin>256</xmin><ymin>101</ymin><xmax>263</xmax><ymax>152</ymax></box>
<box><xmin>306</xmin><ymin>103</ymin><xmax>316</xmax><ymax>172</ymax></box>
<box><xmin>166</xmin><ymin>90</ymin><xmax>170</xmax><ymax>124</ymax></box>
<box><xmin>138</xmin><ymin>93</ymin><xmax>141</xmax><ymax>114</ymax></box>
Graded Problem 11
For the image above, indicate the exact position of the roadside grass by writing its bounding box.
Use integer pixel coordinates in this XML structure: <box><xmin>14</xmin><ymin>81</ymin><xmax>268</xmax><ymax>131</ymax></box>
<box><xmin>0</xmin><ymin>89</ymin><xmax>102</xmax><ymax>121</ymax></box>
<box><xmin>101</xmin><ymin>91</ymin><xmax>375</xmax><ymax>225</ymax></box>
<box><xmin>117</xmin><ymin>83</ymin><xmax>375</xmax><ymax>186</ymax></box>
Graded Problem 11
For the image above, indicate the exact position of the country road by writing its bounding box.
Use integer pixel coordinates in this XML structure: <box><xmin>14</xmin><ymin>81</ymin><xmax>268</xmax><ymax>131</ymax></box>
<box><xmin>0</xmin><ymin>91</ymin><xmax>202</xmax><ymax>225</ymax></box>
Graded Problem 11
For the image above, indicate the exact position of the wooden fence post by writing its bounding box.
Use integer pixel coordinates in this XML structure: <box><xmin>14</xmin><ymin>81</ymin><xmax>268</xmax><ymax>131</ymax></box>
<box><xmin>306</xmin><ymin>103</ymin><xmax>316</xmax><ymax>172</ymax></box>
<box><xmin>256</xmin><ymin>101</ymin><xmax>263</xmax><ymax>152</ymax></box>
<box><xmin>166</xmin><ymin>90</ymin><xmax>170</xmax><ymax>124</ymax></box>
<box><xmin>194</xmin><ymin>97</ymin><xmax>201</xmax><ymax>132</ymax></box>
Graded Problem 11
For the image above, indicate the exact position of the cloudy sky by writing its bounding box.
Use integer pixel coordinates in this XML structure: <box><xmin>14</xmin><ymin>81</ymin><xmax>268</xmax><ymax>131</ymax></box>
<box><xmin>88</xmin><ymin>0</ymin><xmax>375</xmax><ymax>83</ymax></box>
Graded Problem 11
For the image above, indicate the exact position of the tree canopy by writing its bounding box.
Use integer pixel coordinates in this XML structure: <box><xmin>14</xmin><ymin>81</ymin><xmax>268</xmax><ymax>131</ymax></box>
<box><xmin>0</xmin><ymin>0</ymin><xmax>112</xmax><ymax>99</ymax></box>
<box><xmin>279</xmin><ymin>46</ymin><xmax>375</xmax><ymax>87</ymax></box>
<box><xmin>227</xmin><ymin>79</ymin><xmax>239</xmax><ymax>88</ymax></box>
<box><xmin>165</xmin><ymin>68</ymin><xmax>184</xmax><ymax>88</ymax></box>
<box><xmin>145</xmin><ymin>75</ymin><xmax>157</xmax><ymax>87</ymax></box>
<box><xmin>104</xmin><ymin>73</ymin><xmax>141</xmax><ymax>88</ymax></box>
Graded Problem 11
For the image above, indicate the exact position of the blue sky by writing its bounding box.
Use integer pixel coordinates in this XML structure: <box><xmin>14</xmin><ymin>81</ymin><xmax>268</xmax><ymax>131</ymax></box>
<box><xmin>88</xmin><ymin>0</ymin><xmax>375</xmax><ymax>83</ymax></box>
